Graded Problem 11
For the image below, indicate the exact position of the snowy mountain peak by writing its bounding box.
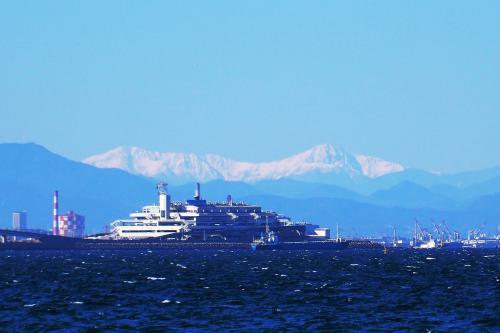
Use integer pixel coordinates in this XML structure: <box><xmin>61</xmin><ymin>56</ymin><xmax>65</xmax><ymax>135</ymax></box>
<box><xmin>84</xmin><ymin>146</ymin><xmax>134</xmax><ymax>172</ymax></box>
<box><xmin>355</xmin><ymin>154</ymin><xmax>405</xmax><ymax>178</ymax></box>
<box><xmin>83</xmin><ymin>145</ymin><xmax>405</xmax><ymax>183</ymax></box>
<box><xmin>299</xmin><ymin>144</ymin><xmax>342</xmax><ymax>163</ymax></box>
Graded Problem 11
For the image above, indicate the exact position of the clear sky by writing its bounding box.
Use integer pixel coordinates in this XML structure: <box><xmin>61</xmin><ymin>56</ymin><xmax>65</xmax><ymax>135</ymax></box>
<box><xmin>1</xmin><ymin>1</ymin><xmax>499</xmax><ymax>173</ymax></box>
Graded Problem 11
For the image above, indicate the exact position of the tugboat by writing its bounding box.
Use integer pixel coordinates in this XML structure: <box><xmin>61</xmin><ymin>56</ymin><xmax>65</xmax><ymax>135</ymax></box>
<box><xmin>251</xmin><ymin>219</ymin><xmax>278</xmax><ymax>251</ymax></box>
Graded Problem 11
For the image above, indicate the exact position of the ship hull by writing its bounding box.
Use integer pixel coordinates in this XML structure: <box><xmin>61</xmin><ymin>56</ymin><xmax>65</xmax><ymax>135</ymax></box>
<box><xmin>1</xmin><ymin>235</ymin><xmax>382</xmax><ymax>251</ymax></box>
<box><xmin>184</xmin><ymin>224</ymin><xmax>307</xmax><ymax>243</ymax></box>
<box><xmin>253</xmin><ymin>240</ymin><xmax>382</xmax><ymax>251</ymax></box>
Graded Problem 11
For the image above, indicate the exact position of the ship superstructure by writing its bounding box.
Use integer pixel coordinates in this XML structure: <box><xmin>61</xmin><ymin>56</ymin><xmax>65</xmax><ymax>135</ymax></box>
<box><xmin>110</xmin><ymin>182</ymin><xmax>189</xmax><ymax>239</ymax></box>
<box><xmin>111</xmin><ymin>183</ymin><xmax>326</xmax><ymax>242</ymax></box>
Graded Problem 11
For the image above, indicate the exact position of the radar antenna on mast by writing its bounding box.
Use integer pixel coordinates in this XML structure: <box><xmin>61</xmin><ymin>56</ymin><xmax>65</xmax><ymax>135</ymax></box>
<box><xmin>157</xmin><ymin>181</ymin><xmax>168</xmax><ymax>194</ymax></box>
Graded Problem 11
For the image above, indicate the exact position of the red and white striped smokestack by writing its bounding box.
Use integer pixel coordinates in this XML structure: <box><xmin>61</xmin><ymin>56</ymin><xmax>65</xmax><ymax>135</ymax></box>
<box><xmin>53</xmin><ymin>190</ymin><xmax>59</xmax><ymax>236</ymax></box>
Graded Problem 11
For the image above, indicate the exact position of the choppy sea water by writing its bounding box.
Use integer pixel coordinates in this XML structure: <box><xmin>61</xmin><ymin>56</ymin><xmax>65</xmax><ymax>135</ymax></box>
<box><xmin>0</xmin><ymin>249</ymin><xmax>498</xmax><ymax>332</ymax></box>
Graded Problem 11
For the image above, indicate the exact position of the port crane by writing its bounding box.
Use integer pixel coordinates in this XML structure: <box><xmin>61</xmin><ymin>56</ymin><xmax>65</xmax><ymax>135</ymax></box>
<box><xmin>412</xmin><ymin>220</ymin><xmax>431</xmax><ymax>246</ymax></box>
<box><xmin>439</xmin><ymin>220</ymin><xmax>460</xmax><ymax>242</ymax></box>
<box><xmin>413</xmin><ymin>220</ymin><xmax>432</xmax><ymax>241</ymax></box>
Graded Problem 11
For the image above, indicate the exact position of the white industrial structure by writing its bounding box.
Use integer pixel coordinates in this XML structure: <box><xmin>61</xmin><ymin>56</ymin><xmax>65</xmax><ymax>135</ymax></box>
<box><xmin>110</xmin><ymin>182</ymin><xmax>188</xmax><ymax>239</ymax></box>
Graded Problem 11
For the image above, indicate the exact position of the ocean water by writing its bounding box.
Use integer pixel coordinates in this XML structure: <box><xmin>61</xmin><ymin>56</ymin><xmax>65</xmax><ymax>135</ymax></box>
<box><xmin>0</xmin><ymin>249</ymin><xmax>498</xmax><ymax>332</ymax></box>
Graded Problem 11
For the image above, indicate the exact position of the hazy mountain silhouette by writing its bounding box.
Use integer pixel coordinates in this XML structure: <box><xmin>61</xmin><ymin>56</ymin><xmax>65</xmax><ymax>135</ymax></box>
<box><xmin>1</xmin><ymin>143</ymin><xmax>499</xmax><ymax>235</ymax></box>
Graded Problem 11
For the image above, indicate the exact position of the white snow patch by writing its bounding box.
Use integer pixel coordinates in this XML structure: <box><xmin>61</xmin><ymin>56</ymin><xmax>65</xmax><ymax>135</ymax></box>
<box><xmin>83</xmin><ymin>144</ymin><xmax>405</xmax><ymax>182</ymax></box>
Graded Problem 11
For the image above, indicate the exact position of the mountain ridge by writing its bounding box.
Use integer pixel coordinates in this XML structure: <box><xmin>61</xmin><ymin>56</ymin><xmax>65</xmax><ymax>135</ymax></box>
<box><xmin>83</xmin><ymin>144</ymin><xmax>406</xmax><ymax>184</ymax></box>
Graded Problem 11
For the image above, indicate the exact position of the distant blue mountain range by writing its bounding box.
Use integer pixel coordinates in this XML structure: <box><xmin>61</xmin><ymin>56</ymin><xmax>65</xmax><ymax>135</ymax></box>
<box><xmin>0</xmin><ymin>143</ymin><xmax>499</xmax><ymax>236</ymax></box>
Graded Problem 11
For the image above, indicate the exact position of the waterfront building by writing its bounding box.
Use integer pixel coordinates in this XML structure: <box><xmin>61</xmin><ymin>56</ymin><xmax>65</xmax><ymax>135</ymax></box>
<box><xmin>52</xmin><ymin>190</ymin><xmax>85</xmax><ymax>238</ymax></box>
<box><xmin>12</xmin><ymin>211</ymin><xmax>27</xmax><ymax>230</ymax></box>
<box><xmin>56</xmin><ymin>211</ymin><xmax>85</xmax><ymax>238</ymax></box>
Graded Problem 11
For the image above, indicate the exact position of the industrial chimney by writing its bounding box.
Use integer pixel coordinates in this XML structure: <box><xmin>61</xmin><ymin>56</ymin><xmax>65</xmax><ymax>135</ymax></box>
<box><xmin>53</xmin><ymin>191</ymin><xmax>59</xmax><ymax>236</ymax></box>
<box><xmin>194</xmin><ymin>182</ymin><xmax>201</xmax><ymax>200</ymax></box>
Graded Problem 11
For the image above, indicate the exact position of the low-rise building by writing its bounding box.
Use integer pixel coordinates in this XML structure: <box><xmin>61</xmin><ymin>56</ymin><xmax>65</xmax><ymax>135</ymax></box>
<box><xmin>56</xmin><ymin>211</ymin><xmax>85</xmax><ymax>238</ymax></box>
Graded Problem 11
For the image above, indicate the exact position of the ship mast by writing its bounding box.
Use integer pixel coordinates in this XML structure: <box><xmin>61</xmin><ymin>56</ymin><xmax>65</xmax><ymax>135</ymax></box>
<box><xmin>157</xmin><ymin>182</ymin><xmax>170</xmax><ymax>221</ymax></box>
<box><xmin>414</xmin><ymin>220</ymin><xmax>417</xmax><ymax>246</ymax></box>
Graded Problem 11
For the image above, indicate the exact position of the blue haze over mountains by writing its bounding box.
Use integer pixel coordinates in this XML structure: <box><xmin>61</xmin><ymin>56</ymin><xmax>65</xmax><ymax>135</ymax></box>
<box><xmin>1</xmin><ymin>143</ymin><xmax>499</xmax><ymax>236</ymax></box>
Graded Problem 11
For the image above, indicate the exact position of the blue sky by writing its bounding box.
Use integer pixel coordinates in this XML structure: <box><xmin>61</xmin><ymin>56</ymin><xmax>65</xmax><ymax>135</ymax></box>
<box><xmin>1</xmin><ymin>1</ymin><xmax>499</xmax><ymax>173</ymax></box>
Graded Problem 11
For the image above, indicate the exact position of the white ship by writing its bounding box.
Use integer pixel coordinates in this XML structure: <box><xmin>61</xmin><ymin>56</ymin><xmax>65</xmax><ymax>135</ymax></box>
<box><xmin>110</xmin><ymin>182</ymin><xmax>190</xmax><ymax>239</ymax></box>
<box><xmin>413</xmin><ymin>238</ymin><xmax>437</xmax><ymax>249</ymax></box>
<box><xmin>109</xmin><ymin>182</ymin><xmax>328</xmax><ymax>242</ymax></box>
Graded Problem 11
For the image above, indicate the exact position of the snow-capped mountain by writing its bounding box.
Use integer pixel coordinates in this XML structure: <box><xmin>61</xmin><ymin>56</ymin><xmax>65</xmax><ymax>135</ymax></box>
<box><xmin>83</xmin><ymin>144</ymin><xmax>405</xmax><ymax>183</ymax></box>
